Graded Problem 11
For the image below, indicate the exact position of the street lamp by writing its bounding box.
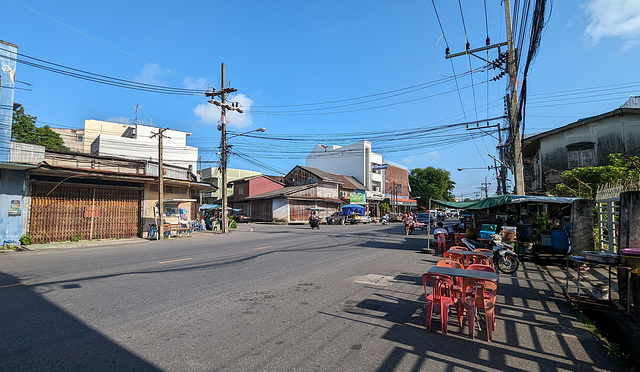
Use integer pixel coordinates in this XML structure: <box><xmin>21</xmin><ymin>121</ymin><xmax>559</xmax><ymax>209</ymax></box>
<box><xmin>220</xmin><ymin>126</ymin><xmax>266</xmax><ymax>233</ymax></box>
<box><xmin>457</xmin><ymin>166</ymin><xmax>496</xmax><ymax>171</ymax></box>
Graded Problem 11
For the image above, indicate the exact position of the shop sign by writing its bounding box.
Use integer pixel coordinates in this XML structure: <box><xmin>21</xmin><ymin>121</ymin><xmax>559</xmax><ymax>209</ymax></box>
<box><xmin>350</xmin><ymin>193</ymin><xmax>366</xmax><ymax>204</ymax></box>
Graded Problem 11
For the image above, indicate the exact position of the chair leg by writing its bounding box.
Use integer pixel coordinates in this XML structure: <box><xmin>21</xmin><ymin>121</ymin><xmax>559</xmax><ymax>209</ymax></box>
<box><xmin>441</xmin><ymin>302</ymin><xmax>448</xmax><ymax>335</ymax></box>
<box><xmin>455</xmin><ymin>297</ymin><xmax>464</xmax><ymax>328</ymax></box>
<box><xmin>426</xmin><ymin>300</ymin><xmax>433</xmax><ymax>331</ymax></box>
<box><xmin>485</xmin><ymin>308</ymin><xmax>494</xmax><ymax>341</ymax></box>
<box><xmin>467</xmin><ymin>306</ymin><xmax>476</xmax><ymax>339</ymax></box>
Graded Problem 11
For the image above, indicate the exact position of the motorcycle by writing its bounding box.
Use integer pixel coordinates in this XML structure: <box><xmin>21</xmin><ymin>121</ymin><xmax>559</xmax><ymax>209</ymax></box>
<box><xmin>404</xmin><ymin>220</ymin><xmax>414</xmax><ymax>235</ymax></box>
<box><xmin>462</xmin><ymin>237</ymin><xmax>520</xmax><ymax>274</ymax></box>
<box><xmin>309</xmin><ymin>216</ymin><xmax>320</xmax><ymax>229</ymax></box>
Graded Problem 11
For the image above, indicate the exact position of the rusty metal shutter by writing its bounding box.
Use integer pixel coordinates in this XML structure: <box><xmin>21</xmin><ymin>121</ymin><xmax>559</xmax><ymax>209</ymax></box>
<box><xmin>30</xmin><ymin>183</ymin><xmax>142</xmax><ymax>243</ymax></box>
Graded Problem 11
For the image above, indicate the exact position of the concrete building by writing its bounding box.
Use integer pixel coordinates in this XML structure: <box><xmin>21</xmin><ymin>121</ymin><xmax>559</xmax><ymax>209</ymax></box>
<box><xmin>522</xmin><ymin>96</ymin><xmax>640</xmax><ymax>192</ymax></box>
<box><xmin>0</xmin><ymin>39</ymin><xmax>33</xmax><ymax>246</ymax></box>
<box><xmin>54</xmin><ymin>119</ymin><xmax>199</xmax><ymax>173</ymax></box>
<box><xmin>305</xmin><ymin>141</ymin><xmax>415</xmax><ymax>215</ymax></box>
<box><xmin>199</xmin><ymin>167</ymin><xmax>262</xmax><ymax>204</ymax></box>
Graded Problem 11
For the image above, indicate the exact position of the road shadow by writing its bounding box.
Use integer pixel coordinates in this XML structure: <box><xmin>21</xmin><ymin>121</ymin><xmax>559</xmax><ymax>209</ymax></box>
<box><xmin>0</xmin><ymin>271</ymin><xmax>161</xmax><ymax>371</ymax></box>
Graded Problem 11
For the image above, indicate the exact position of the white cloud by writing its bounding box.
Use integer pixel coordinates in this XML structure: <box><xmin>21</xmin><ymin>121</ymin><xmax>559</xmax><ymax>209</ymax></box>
<box><xmin>402</xmin><ymin>155</ymin><xmax>415</xmax><ymax>164</ymax></box>
<box><xmin>422</xmin><ymin>151</ymin><xmax>440</xmax><ymax>161</ymax></box>
<box><xmin>135</xmin><ymin>63</ymin><xmax>164</xmax><ymax>85</ymax></box>
<box><xmin>194</xmin><ymin>93</ymin><xmax>254</xmax><ymax>129</ymax></box>
<box><xmin>183</xmin><ymin>77</ymin><xmax>208</xmax><ymax>90</ymax></box>
<box><xmin>583</xmin><ymin>0</ymin><xmax>640</xmax><ymax>48</ymax></box>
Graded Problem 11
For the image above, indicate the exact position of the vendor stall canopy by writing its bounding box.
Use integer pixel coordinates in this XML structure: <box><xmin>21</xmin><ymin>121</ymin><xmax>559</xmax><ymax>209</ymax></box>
<box><xmin>433</xmin><ymin>195</ymin><xmax>583</xmax><ymax>210</ymax></box>
<box><xmin>341</xmin><ymin>204</ymin><xmax>366</xmax><ymax>215</ymax></box>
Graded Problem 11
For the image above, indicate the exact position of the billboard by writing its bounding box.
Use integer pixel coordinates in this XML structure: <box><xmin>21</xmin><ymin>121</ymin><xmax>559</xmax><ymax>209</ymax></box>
<box><xmin>350</xmin><ymin>193</ymin><xmax>366</xmax><ymax>204</ymax></box>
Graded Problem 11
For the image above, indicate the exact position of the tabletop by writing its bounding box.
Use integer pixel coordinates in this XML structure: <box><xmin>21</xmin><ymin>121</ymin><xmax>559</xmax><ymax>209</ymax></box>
<box><xmin>428</xmin><ymin>266</ymin><xmax>498</xmax><ymax>281</ymax></box>
<box><xmin>453</xmin><ymin>250</ymin><xmax>492</xmax><ymax>257</ymax></box>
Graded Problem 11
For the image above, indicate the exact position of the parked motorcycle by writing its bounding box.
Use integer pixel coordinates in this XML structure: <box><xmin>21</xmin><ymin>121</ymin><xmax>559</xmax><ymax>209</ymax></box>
<box><xmin>462</xmin><ymin>237</ymin><xmax>520</xmax><ymax>274</ymax></box>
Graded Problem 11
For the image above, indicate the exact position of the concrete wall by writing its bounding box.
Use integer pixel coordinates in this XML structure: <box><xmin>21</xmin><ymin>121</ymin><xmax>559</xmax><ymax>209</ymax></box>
<box><xmin>84</xmin><ymin>120</ymin><xmax>132</xmax><ymax>153</ymax></box>
<box><xmin>538</xmin><ymin>113</ymin><xmax>640</xmax><ymax>184</ymax></box>
<box><xmin>0</xmin><ymin>169</ymin><xmax>27</xmax><ymax>245</ymax></box>
<box><xmin>93</xmin><ymin>134</ymin><xmax>198</xmax><ymax>171</ymax></box>
<box><xmin>272</xmin><ymin>198</ymin><xmax>288</xmax><ymax>221</ymax></box>
<box><xmin>0</xmin><ymin>40</ymin><xmax>18</xmax><ymax>163</ymax></box>
<box><xmin>306</xmin><ymin>141</ymin><xmax>384</xmax><ymax>190</ymax></box>
<box><xmin>570</xmin><ymin>199</ymin><xmax>595</xmax><ymax>255</ymax></box>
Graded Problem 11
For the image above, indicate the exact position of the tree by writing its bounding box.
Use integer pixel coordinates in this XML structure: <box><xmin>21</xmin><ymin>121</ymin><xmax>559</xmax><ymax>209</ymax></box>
<box><xmin>409</xmin><ymin>167</ymin><xmax>456</xmax><ymax>208</ymax></box>
<box><xmin>12</xmin><ymin>107</ymin><xmax>68</xmax><ymax>151</ymax></box>
<box><xmin>553</xmin><ymin>153</ymin><xmax>640</xmax><ymax>199</ymax></box>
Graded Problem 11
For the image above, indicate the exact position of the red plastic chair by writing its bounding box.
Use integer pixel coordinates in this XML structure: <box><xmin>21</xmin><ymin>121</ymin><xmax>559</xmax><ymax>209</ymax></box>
<box><xmin>437</xmin><ymin>260</ymin><xmax>463</xmax><ymax>269</ymax></box>
<box><xmin>466</xmin><ymin>264</ymin><xmax>496</xmax><ymax>273</ymax></box>
<box><xmin>453</xmin><ymin>233</ymin><xmax>467</xmax><ymax>246</ymax></box>
<box><xmin>443</xmin><ymin>251</ymin><xmax>465</xmax><ymax>267</ymax></box>
<box><xmin>462</xmin><ymin>278</ymin><xmax>498</xmax><ymax>341</ymax></box>
<box><xmin>422</xmin><ymin>273</ymin><xmax>460</xmax><ymax>334</ymax></box>
<box><xmin>449</xmin><ymin>246</ymin><xmax>470</xmax><ymax>251</ymax></box>
<box><xmin>473</xmin><ymin>248</ymin><xmax>493</xmax><ymax>253</ymax></box>
<box><xmin>465</xmin><ymin>253</ymin><xmax>491</xmax><ymax>267</ymax></box>
<box><xmin>435</xmin><ymin>233</ymin><xmax>448</xmax><ymax>254</ymax></box>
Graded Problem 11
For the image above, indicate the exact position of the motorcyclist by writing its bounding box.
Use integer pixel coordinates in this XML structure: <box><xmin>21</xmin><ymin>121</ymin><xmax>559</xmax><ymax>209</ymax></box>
<box><xmin>309</xmin><ymin>211</ymin><xmax>320</xmax><ymax>229</ymax></box>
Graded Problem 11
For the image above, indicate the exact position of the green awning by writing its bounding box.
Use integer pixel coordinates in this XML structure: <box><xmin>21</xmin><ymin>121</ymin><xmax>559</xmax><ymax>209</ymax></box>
<box><xmin>433</xmin><ymin>195</ymin><xmax>582</xmax><ymax>210</ymax></box>
<box><xmin>433</xmin><ymin>195</ymin><xmax>512</xmax><ymax>210</ymax></box>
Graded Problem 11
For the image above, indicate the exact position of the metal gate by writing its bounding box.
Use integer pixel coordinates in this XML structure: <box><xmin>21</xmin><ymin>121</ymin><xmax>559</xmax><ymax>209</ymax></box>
<box><xmin>596</xmin><ymin>181</ymin><xmax>640</xmax><ymax>252</ymax></box>
<box><xmin>30</xmin><ymin>183</ymin><xmax>142</xmax><ymax>242</ymax></box>
<box><xmin>289</xmin><ymin>200</ymin><xmax>316</xmax><ymax>222</ymax></box>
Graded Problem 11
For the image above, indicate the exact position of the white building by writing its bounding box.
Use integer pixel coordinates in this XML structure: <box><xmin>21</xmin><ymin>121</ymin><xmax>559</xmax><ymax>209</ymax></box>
<box><xmin>306</xmin><ymin>140</ymin><xmax>384</xmax><ymax>195</ymax></box>
<box><xmin>55</xmin><ymin>119</ymin><xmax>199</xmax><ymax>174</ymax></box>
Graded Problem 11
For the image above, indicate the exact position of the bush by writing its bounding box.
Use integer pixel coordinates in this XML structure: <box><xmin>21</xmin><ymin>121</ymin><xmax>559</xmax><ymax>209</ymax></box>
<box><xmin>70</xmin><ymin>235</ymin><xmax>83</xmax><ymax>242</ymax></box>
<box><xmin>19</xmin><ymin>234</ymin><xmax>34</xmax><ymax>245</ymax></box>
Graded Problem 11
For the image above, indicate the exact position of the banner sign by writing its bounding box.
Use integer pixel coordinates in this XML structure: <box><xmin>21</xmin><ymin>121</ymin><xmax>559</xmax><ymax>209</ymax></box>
<box><xmin>372</xmin><ymin>164</ymin><xmax>388</xmax><ymax>170</ymax></box>
<box><xmin>350</xmin><ymin>193</ymin><xmax>366</xmax><ymax>204</ymax></box>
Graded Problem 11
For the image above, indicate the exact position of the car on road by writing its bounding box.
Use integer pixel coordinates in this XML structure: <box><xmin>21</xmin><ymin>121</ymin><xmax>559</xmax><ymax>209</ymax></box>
<box><xmin>460</xmin><ymin>210</ymin><xmax>475</xmax><ymax>224</ymax></box>
<box><xmin>232</xmin><ymin>211</ymin><xmax>251</xmax><ymax>223</ymax></box>
<box><xmin>415</xmin><ymin>212</ymin><xmax>434</xmax><ymax>225</ymax></box>
<box><xmin>326</xmin><ymin>212</ymin><xmax>345</xmax><ymax>225</ymax></box>
<box><xmin>385</xmin><ymin>213</ymin><xmax>401</xmax><ymax>222</ymax></box>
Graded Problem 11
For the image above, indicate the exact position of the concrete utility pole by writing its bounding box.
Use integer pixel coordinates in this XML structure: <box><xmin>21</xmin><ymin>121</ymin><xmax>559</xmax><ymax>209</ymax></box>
<box><xmin>151</xmin><ymin>128</ymin><xmax>170</xmax><ymax>240</ymax></box>
<box><xmin>204</xmin><ymin>63</ymin><xmax>243</xmax><ymax>234</ymax></box>
<box><xmin>504</xmin><ymin>0</ymin><xmax>525</xmax><ymax>195</ymax></box>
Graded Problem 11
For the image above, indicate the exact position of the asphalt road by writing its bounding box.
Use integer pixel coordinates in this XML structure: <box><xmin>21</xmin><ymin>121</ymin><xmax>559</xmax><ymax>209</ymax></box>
<box><xmin>0</xmin><ymin>222</ymin><xmax>618</xmax><ymax>371</ymax></box>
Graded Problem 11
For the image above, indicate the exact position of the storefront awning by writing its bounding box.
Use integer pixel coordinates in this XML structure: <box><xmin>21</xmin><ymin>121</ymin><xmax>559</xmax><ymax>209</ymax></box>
<box><xmin>433</xmin><ymin>195</ymin><xmax>582</xmax><ymax>210</ymax></box>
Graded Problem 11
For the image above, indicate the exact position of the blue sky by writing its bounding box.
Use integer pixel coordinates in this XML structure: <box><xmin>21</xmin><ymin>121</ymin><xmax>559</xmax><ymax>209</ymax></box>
<box><xmin>3</xmin><ymin>0</ymin><xmax>640</xmax><ymax>199</ymax></box>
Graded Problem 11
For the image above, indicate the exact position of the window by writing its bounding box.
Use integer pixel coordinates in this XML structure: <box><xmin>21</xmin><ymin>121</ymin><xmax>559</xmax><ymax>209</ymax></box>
<box><xmin>567</xmin><ymin>143</ymin><xmax>595</xmax><ymax>168</ymax></box>
<box><xmin>237</xmin><ymin>185</ymin><xmax>245</xmax><ymax>195</ymax></box>
<box><xmin>77</xmin><ymin>134</ymin><xmax>84</xmax><ymax>143</ymax></box>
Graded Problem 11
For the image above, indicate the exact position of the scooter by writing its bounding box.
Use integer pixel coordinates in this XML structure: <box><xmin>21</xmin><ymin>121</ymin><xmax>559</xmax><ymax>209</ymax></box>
<box><xmin>309</xmin><ymin>217</ymin><xmax>320</xmax><ymax>229</ymax></box>
<box><xmin>462</xmin><ymin>237</ymin><xmax>520</xmax><ymax>274</ymax></box>
<box><xmin>404</xmin><ymin>220</ymin><xmax>414</xmax><ymax>235</ymax></box>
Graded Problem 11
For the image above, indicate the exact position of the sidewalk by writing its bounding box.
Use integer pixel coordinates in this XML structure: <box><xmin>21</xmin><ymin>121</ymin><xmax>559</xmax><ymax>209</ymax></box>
<box><xmin>1</xmin><ymin>229</ymin><xmax>219</xmax><ymax>252</ymax></box>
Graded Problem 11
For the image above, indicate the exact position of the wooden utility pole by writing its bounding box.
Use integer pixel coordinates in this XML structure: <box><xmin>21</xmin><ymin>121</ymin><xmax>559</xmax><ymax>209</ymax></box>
<box><xmin>504</xmin><ymin>0</ymin><xmax>525</xmax><ymax>195</ymax></box>
<box><xmin>151</xmin><ymin>128</ymin><xmax>170</xmax><ymax>240</ymax></box>
<box><xmin>205</xmin><ymin>63</ymin><xmax>243</xmax><ymax>234</ymax></box>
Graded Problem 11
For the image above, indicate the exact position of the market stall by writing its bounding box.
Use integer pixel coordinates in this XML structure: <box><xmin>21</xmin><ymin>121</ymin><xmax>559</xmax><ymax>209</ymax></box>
<box><xmin>433</xmin><ymin>195</ymin><xmax>593</xmax><ymax>257</ymax></box>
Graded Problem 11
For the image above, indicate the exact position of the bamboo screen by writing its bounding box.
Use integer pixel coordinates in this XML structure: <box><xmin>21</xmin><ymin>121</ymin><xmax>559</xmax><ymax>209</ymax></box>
<box><xmin>30</xmin><ymin>183</ymin><xmax>142</xmax><ymax>243</ymax></box>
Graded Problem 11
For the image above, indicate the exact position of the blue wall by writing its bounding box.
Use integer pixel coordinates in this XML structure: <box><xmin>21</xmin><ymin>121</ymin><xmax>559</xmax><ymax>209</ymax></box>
<box><xmin>0</xmin><ymin>40</ymin><xmax>18</xmax><ymax>163</ymax></box>
<box><xmin>0</xmin><ymin>169</ymin><xmax>26</xmax><ymax>245</ymax></box>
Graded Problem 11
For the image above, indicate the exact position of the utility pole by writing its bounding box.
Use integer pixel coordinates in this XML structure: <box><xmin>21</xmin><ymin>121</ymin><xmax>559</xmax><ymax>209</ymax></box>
<box><xmin>204</xmin><ymin>63</ymin><xmax>243</xmax><ymax>234</ymax></box>
<box><xmin>480</xmin><ymin>177</ymin><xmax>491</xmax><ymax>198</ymax></box>
<box><xmin>151</xmin><ymin>128</ymin><xmax>170</xmax><ymax>240</ymax></box>
<box><xmin>504</xmin><ymin>0</ymin><xmax>525</xmax><ymax>195</ymax></box>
